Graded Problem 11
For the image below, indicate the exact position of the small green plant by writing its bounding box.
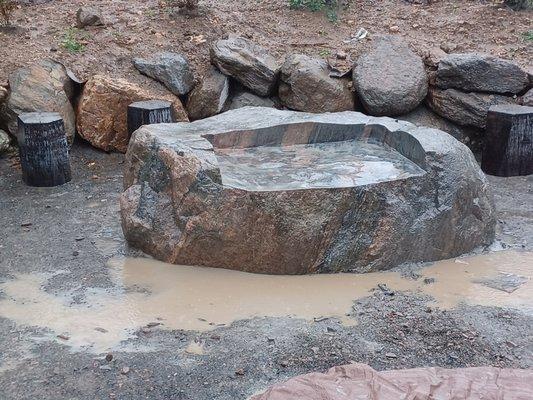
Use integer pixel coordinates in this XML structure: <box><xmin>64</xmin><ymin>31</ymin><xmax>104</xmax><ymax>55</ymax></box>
<box><xmin>318</xmin><ymin>48</ymin><xmax>331</xmax><ymax>57</ymax></box>
<box><xmin>288</xmin><ymin>0</ymin><xmax>341</xmax><ymax>23</ymax></box>
<box><xmin>523</xmin><ymin>31</ymin><xmax>533</xmax><ymax>41</ymax></box>
<box><xmin>504</xmin><ymin>0</ymin><xmax>533</xmax><ymax>10</ymax></box>
<box><xmin>61</xmin><ymin>28</ymin><xmax>85</xmax><ymax>53</ymax></box>
<box><xmin>159</xmin><ymin>0</ymin><xmax>199</xmax><ymax>14</ymax></box>
<box><xmin>0</xmin><ymin>0</ymin><xmax>16</xmax><ymax>26</ymax></box>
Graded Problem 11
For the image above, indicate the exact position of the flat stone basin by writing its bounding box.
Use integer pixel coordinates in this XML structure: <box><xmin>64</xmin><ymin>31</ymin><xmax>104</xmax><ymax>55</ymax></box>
<box><xmin>216</xmin><ymin>140</ymin><xmax>425</xmax><ymax>191</ymax></box>
<box><xmin>121</xmin><ymin>107</ymin><xmax>496</xmax><ymax>274</ymax></box>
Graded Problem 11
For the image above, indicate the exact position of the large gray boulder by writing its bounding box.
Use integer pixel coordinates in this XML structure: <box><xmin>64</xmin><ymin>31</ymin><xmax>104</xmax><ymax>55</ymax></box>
<box><xmin>427</xmin><ymin>87</ymin><xmax>516</xmax><ymax>128</ymax></box>
<box><xmin>186</xmin><ymin>67</ymin><xmax>229</xmax><ymax>121</ymax></box>
<box><xmin>353</xmin><ymin>35</ymin><xmax>428</xmax><ymax>116</ymax></box>
<box><xmin>120</xmin><ymin>107</ymin><xmax>495</xmax><ymax>275</ymax></box>
<box><xmin>279</xmin><ymin>54</ymin><xmax>354</xmax><ymax>113</ymax></box>
<box><xmin>133</xmin><ymin>52</ymin><xmax>195</xmax><ymax>96</ymax></box>
<box><xmin>435</xmin><ymin>53</ymin><xmax>529</xmax><ymax>95</ymax></box>
<box><xmin>0</xmin><ymin>59</ymin><xmax>76</xmax><ymax>144</ymax></box>
<box><xmin>210</xmin><ymin>37</ymin><xmax>280</xmax><ymax>96</ymax></box>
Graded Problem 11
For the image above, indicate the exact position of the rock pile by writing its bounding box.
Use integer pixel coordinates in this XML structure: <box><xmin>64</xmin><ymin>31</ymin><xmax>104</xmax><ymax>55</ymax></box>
<box><xmin>0</xmin><ymin>34</ymin><xmax>530</xmax><ymax>156</ymax></box>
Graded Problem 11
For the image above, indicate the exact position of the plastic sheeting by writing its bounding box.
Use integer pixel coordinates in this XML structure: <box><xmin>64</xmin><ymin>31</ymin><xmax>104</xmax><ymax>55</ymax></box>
<box><xmin>251</xmin><ymin>363</ymin><xmax>533</xmax><ymax>400</ymax></box>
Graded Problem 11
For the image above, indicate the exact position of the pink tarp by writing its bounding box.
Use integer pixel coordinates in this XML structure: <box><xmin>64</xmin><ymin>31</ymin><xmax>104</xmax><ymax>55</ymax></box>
<box><xmin>251</xmin><ymin>363</ymin><xmax>533</xmax><ymax>400</ymax></box>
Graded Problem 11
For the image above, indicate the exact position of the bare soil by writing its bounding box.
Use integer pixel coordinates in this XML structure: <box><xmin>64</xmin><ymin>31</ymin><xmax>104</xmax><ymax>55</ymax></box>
<box><xmin>0</xmin><ymin>0</ymin><xmax>531</xmax><ymax>87</ymax></box>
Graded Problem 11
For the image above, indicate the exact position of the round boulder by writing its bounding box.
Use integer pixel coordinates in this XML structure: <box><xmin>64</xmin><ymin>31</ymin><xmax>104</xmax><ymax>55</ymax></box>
<box><xmin>353</xmin><ymin>35</ymin><xmax>428</xmax><ymax>116</ymax></box>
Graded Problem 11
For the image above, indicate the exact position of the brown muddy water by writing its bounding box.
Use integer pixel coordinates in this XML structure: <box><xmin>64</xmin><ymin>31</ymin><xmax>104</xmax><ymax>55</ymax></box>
<box><xmin>0</xmin><ymin>251</ymin><xmax>531</xmax><ymax>354</ymax></box>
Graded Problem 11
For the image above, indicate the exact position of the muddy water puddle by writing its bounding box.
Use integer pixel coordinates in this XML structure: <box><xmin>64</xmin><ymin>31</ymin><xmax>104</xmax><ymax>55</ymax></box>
<box><xmin>0</xmin><ymin>251</ymin><xmax>531</xmax><ymax>354</ymax></box>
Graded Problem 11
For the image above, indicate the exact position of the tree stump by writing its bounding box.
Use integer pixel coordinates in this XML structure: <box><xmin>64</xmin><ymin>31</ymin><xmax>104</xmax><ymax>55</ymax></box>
<box><xmin>127</xmin><ymin>100</ymin><xmax>173</xmax><ymax>136</ymax></box>
<box><xmin>482</xmin><ymin>104</ymin><xmax>533</xmax><ymax>177</ymax></box>
<box><xmin>17</xmin><ymin>112</ymin><xmax>72</xmax><ymax>187</ymax></box>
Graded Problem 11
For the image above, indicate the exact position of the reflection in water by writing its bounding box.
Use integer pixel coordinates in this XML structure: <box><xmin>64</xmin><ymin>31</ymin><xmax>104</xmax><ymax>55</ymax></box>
<box><xmin>216</xmin><ymin>140</ymin><xmax>425</xmax><ymax>191</ymax></box>
<box><xmin>0</xmin><ymin>251</ymin><xmax>530</xmax><ymax>354</ymax></box>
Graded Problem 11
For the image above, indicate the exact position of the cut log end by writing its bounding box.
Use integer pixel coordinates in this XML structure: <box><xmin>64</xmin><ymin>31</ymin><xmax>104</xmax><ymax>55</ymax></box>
<box><xmin>482</xmin><ymin>104</ymin><xmax>533</xmax><ymax>177</ymax></box>
<box><xmin>17</xmin><ymin>112</ymin><xmax>72</xmax><ymax>187</ymax></box>
<box><xmin>127</xmin><ymin>100</ymin><xmax>174</xmax><ymax>136</ymax></box>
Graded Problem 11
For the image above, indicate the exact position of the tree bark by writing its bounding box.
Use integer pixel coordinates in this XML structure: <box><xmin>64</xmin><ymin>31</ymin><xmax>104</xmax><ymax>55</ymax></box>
<box><xmin>17</xmin><ymin>112</ymin><xmax>71</xmax><ymax>187</ymax></box>
<box><xmin>482</xmin><ymin>104</ymin><xmax>533</xmax><ymax>177</ymax></box>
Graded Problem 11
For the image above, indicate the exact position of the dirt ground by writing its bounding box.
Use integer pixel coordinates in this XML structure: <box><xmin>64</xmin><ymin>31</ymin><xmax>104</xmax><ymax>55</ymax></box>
<box><xmin>0</xmin><ymin>0</ymin><xmax>531</xmax><ymax>87</ymax></box>
<box><xmin>0</xmin><ymin>142</ymin><xmax>532</xmax><ymax>400</ymax></box>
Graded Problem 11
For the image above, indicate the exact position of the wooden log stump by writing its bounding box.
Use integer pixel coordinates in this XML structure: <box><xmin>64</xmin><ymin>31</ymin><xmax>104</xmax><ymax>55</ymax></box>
<box><xmin>482</xmin><ymin>104</ymin><xmax>533</xmax><ymax>177</ymax></box>
<box><xmin>127</xmin><ymin>100</ymin><xmax>173</xmax><ymax>136</ymax></box>
<box><xmin>17</xmin><ymin>112</ymin><xmax>72</xmax><ymax>187</ymax></box>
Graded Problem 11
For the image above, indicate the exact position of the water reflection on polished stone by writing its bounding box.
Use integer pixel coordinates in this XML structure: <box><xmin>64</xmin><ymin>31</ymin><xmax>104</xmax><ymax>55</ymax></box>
<box><xmin>216</xmin><ymin>140</ymin><xmax>425</xmax><ymax>191</ymax></box>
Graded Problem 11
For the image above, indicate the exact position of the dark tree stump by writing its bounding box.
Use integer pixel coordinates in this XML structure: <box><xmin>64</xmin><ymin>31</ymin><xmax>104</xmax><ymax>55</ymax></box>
<box><xmin>127</xmin><ymin>100</ymin><xmax>173</xmax><ymax>135</ymax></box>
<box><xmin>17</xmin><ymin>112</ymin><xmax>72</xmax><ymax>187</ymax></box>
<box><xmin>482</xmin><ymin>104</ymin><xmax>533</xmax><ymax>177</ymax></box>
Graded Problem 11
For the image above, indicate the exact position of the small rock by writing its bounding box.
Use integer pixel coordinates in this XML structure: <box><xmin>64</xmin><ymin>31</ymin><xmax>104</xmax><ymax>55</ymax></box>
<box><xmin>57</xmin><ymin>334</ymin><xmax>70</xmax><ymax>340</ymax></box>
<box><xmin>105</xmin><ymin>353</ymin><xmax>113</xmax><ymax>362</ymax></box>
<box><xmin>186</xmin><ymin>67</ymin><xmax>229</xmax><ymax>121</ymax></box>
<box><xmin>336</xmin><ymin>50</ymin><xmax>347</xmax><ymax>60</ymax></box>
<box><xmin>133</xmin><ymin>52</ymin><xmax>195</xmax><ymax>96</ymax></box>
<box><xmin>120</xmin><ymin>366</ymin><xmax>130</xmax><ymax>375</ymax></box>
<box><xmin>72</xmin><ymin>251</ymin><xmax>79</xmax><ymax>256</ymax></box>
<box><xmin>279</xmin><ymin>53</ymin><xmax>354</xmax><ymax>113</ymax></box>
<box><xmin>423</xmin><ymin>277</ymin><xmax>435</xmax><ymax>284</ymax></box>
<box><xmin>76</xmin><ymin>7</ymin><xmax>104</xmax><ymax>28</ymax></box>
<box><xmin>435</xmin><ymin>53</ymin><xmax>529</xmax><ymax>95</ymax></box>
<box><xmin>279</xmin><ymin>360</ymin><xmax>289</xmax><ymax>367</ymax></box>
<box><xmin>94</xmin><ymin>327</ymin><xmax>108</xmax><ymax>333</ymax></box>
<box><xmin>235</xmin><ymin>368</ymin><xmax>245</xmax><ymax>376</ymax></box>
<box><xmin>385</xmin><ymin>352</ymin><xmax>398</xmax><ymax>358</ymax></box>
<box><xmin>210</xmin><ymin>37</ymin><xmax>280</xmax><ymax>96</ymax></box>
<box><xmin>20</xmin><ymin>221</ymin><xmax>32</xmax><ymax>227</ymax></box>
<box><xmin>99</xmin><ymin>365</ymin><xmax>112</xmax><ymax>371</ymax></box>
<box><xmin>326</xmin><ymin>326</ymin><xmax>337</xmax><ymax>333</ymax></box>
<box><xmin>389</xmin><ymin>25</ymin><xmax>400</xmax><ymax>33</ymax></box>
<box><xmin>75</xmin><ymin>236</ymin><xmax>85</xmax><ymax>241</ymax></box>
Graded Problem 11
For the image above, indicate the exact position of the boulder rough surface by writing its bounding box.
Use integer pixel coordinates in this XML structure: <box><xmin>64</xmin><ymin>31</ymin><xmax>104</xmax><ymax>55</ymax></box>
<box><xmin>1</xmin><ymin>59</ymin><xmax>76</xmax><ymax>144</ymax></box>
<box><xmin>210</xmin><ymin>37</ymin><xmax>280</xmax><ymax>96</ymax></box>
<box><xmin>76</xmin><ymin>7</ymin><xmax>104</xmax><ymax>28</ymax></box>
<box><xmin>133</xmin><ymin>52</ymin><xmax>195</xmax><ymax>96</ymax></box>
<box><xmin>77</xmin><ymin>75</ymin><xmax>188</xmax><ymax>152</ymax></box>
<box><xmin>399</xmin><ymin>105</ymin><xmax>482</xmax><ymax>150</ymax></box>
<box><xmin>522</xmin><ymin>89</ymin><xmax>533</xmax><ymax>106</ymax></box>
<box><xmin>427</xmin><ymin>87</ymin><xmax>516</xmax><ymax>128</ymax></box>
<box><xmin>121</xmin><ymin>107</ymin><xmax>495</xmax><ymax>274</ymax></box>
<box><xmin>0</xmin><ymin>129</ymin><xmax>10</xmax><ymax>153</ymax></box>
<box><xmin>353</xmin><ymin>35</ymin><xmax>428</xmax><ymax>116</ymax></box>
<box><xmin>279</xmin><ymin>54</ymin><xmax>354</xmax><ymax>113</ymax></box>
<box><xmin>435</xmin><ymin>53</ymin><xmax>530</xmax><ymax>95</ymax></box>
<box><xmin>186</xmin><ymin>67</ymin><xmax>229</xmax><ymax>121</ymax></box>
<box><xmin>225</xmin><ymin>88</ymin><xmax>277</xmax><ymax>111</ymax></box>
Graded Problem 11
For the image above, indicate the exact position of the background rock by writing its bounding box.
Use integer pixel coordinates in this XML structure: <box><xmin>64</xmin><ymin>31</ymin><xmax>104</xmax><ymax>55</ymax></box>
<box><xmin>353</xmin><ymin>35</ymin><xmax>428</xmax><ymax>116</ymax></box>
<box><xmin>77</xmin><ymin>75</ymin><xmax>188</xmax><ymax>152</ymax></box>
<box><xmin>224</xmin><ymin>87</ymin><xmax>277</xmax><ymax>111</ymax></box>
<box><xmin>427</xmin><ymin>87</ymin><xmax>516</xmax><ymax>128</ymax></box>
<box><xmin>0</xmin><ymin>129</ymin><xmax>10</xmax><ymax>153</ymax></box>
<box><xmin>0</xmin><ymin>59</ymin><xmax>76</xmax><ymax>144</ymax></box>
<box><xmin>186</xmin><ymin>67</ymin><xmax>229</xmax><ymax>121</ymax></box>
<box><xmin>435</xmin><ymin>53</ymin><xmax>529</xmax><ymax>94</ymax></box>
<box><xmin>399</xmin><ymin>105</ymin><xmax>483</xmax><ymax>152</ymax></box>
<box><xmin>522</xmin><ymin>89</ymin><xmax>533</xmax><ymax>106</ymax></box>
<box><xmin>76</xmin><ymin>7</ymin><xmax>104</xmax><ymax>28</ymax></box>
<box><xmin>279</xmin><ymin>54</ymin><xmax>354</xmax><ymax>113</ymax></box>
<box><xmin>210</xmin><ymin>37</ymin><xmax>280</xmax><ymax>96</ymax></box>
<box><xmin>133</xmin><ymin>52</ymin><xmax>195</xmax><ymax>96</ymax></box>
